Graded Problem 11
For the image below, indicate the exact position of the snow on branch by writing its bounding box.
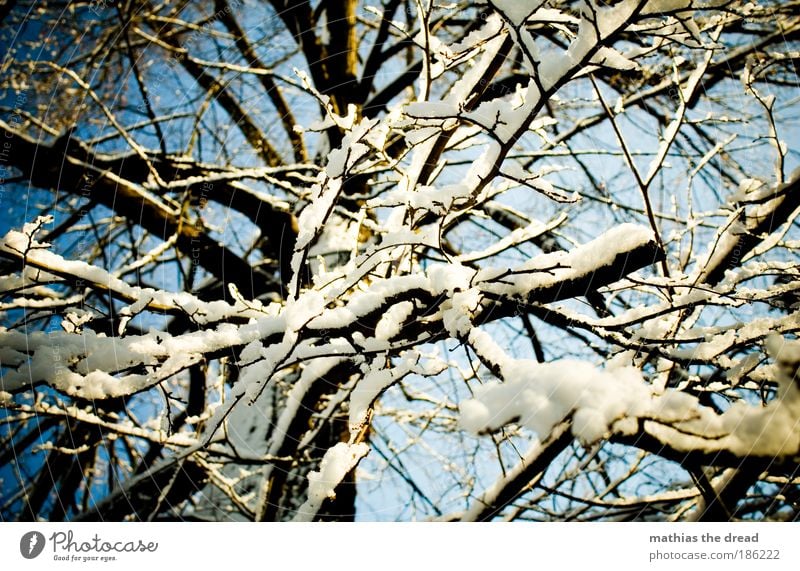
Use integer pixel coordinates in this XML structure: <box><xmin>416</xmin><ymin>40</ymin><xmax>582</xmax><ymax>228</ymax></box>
<box><xmin>0</xmin><ymin>217</ymin><xmax>258</xmax><ymax>323</ymax></box>
<box><xmin>291</xmin><ymin>443</ymin><xmax>370</xmax><ymax>522</ymax></box>
<box><xmin>459</xmin><ymin>335</ymin><xmax>800</xmax><ymax>460</ymax></box>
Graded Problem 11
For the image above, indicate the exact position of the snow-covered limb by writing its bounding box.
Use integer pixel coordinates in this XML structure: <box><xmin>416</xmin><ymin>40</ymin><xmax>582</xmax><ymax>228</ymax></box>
<box><xmin>459</xmin><ymin>339</ymin><xmax>800</xmax><ymax>460</ymax></box>
<box><xmin>291</xmin><ymin>443</ymin><xmax>370</xmax><ymax>522</ymax></box>
<box><xmin>0</xmin><ymin>314</ymin><xmax>284</xmax><ymax>398</ymax></box>
<box><xmin>0</xmin><ymin>218</ymin><xmax>262</xmax><ymax>323</ymax></box>
<box><xmin>0</xmin><ymin>220</ymin><xmax>658</xmax><ymax>404</ymax></box>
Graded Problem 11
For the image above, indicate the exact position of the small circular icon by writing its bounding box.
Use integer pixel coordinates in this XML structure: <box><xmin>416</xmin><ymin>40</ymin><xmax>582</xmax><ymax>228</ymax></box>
<box><xmin>20</xmin><ymin>531</ymin><xmax>46</xmax><ymax>559</ymax></box>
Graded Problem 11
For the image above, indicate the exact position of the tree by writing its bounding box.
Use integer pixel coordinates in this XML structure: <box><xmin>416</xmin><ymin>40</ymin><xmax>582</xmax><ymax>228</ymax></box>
<box><xmin>0</xmin><ymin>0</ymin><xmax>798</xmax><ymax>522</ymax></box>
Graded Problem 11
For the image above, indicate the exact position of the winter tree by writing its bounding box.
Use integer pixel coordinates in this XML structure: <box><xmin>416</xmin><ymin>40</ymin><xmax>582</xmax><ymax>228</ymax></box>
<box><xmin>0</xmin><ymin>0</ymin><xmax>798</xmax><ymax>522</ymax></box>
